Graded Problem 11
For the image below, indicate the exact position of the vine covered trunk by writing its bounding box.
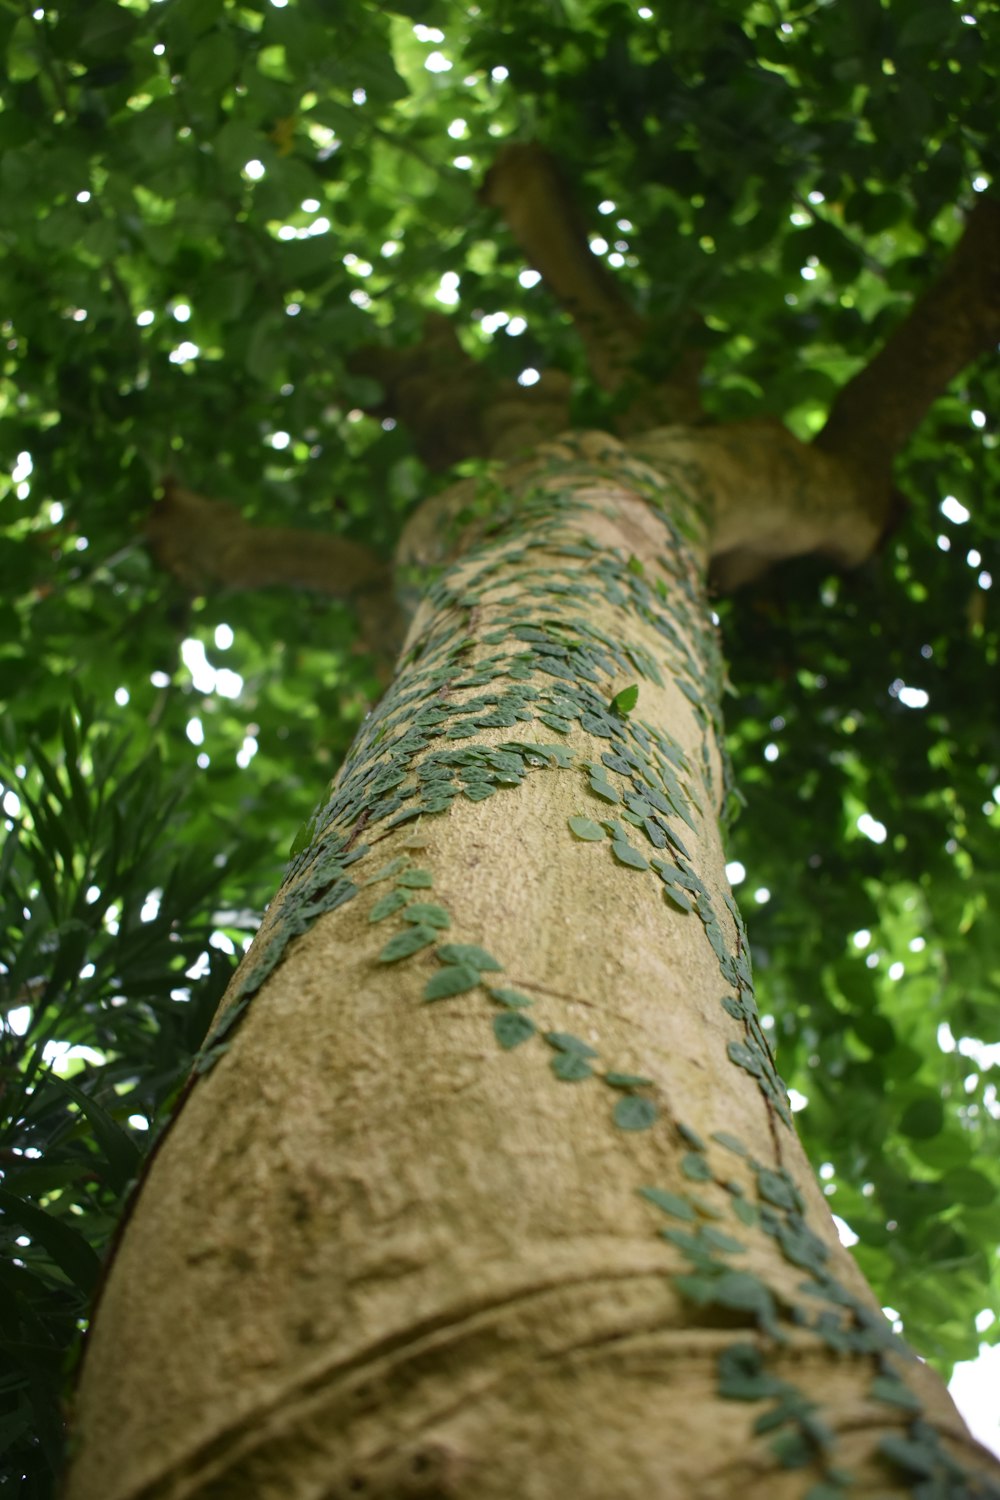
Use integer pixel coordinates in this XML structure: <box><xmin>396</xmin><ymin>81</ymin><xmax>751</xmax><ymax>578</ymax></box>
<box><xmin>66</xmin><ymin>434</ymin><xmax>995</xmax><ymax>1500</ymax></box>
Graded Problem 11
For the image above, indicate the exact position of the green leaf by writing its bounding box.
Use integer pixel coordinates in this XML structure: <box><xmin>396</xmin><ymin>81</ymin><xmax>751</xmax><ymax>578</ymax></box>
<box><xmin>369</xmin><ymin>889</ymin><xmax>408</xmax><ymax>922</ymax></box>
<box><xmin>711</xmin><ymin>1131</ymin><xmax>748</xmax><ymax>1156</ymax></box>
<box><xmin>49</xmin><ymin>1080</ymin><xmax>142</xmax><ymax>1195</ymax></box>
<box><xmin>639</xmin><ymin>1187</ymin><xmax>696</xmax><ymax>1222</ymax></box>
<box><xmin>948</xmin><ymin>1168</ymin><xmax>996</xmax><ymax>1207</ymax></box>
<box><xmin>604</xmin><ymin>1071</ymin><xmax>654</xmax><ymax>1088</ymax></box>
<box><xmin>551</xmin><ymin>1053</ymin><xmax>594</xmax><ymax>1081</ymax></box>
<box><xmin>717</xmin><ymin>1343</ymin><xmax>787</xmax><ymax>1401</ymax></box>
<box><xmin>402</xmin><ymin>902</ymin><xmax>451</xmax><ymax>929</ymax></box>
<box><xmin>364</xmin><ymin>857</ymin><xmax>408</xmax><ymax>885</ymax></box>
<box><xmin>681</xmin><ymin>1152</ymin><xmax>712</xmax><ymax>1182</ymax></box>
<box><xmin>544</xmin><ymin>1032</ymin><xmax>598</xmax><ymax>1057</ymax></box>
<box><xmin>186</xmin><ymin>30</ymin><xmax>239</xmax><ymax>92</ymax></box>
<box><xmin>463</xmin><ymin>782</ymin><xmax>495</xmax><ymax>801</ymax></box>
<box><xmin>588</xmin><ymin>776</ymin><xmax>620</xmax><ymax>804</ymax></box>
<box><xmin>611</xmin><ymin>839</ymin><xmax>649</xmax><ymax>871</ymax></box>
<box><xmin>423</xmin><ymin>963</ymin><xmax>480</xmax><ymax>1001</ymax></box>
<box><xmin>610</xmin><ymin>683</ymin><xmax>639</xmax><ymax>716</ymax></box>
<box><xmin>732</xmin><ymin>1197</ymin><xmax>759</xmax><ymax>1227</ymax></box>
<box><xmin>686</xmin><ymin>1269</ymin><xmax>778</xmax><ymax>1324</ymax></box>
<box><xmin>568</xmin><ymin>815</ymin><xmax>606</xmax><ymax>841</ymax></box>
<box><xmin>770</xmin><ymin>1428</ymin><xmax>814</xmax><ymax>1469</ymax></box>
<box><xmin>755</xmin><ymin>1168</ymin><xmax>802</xmax><ymax>1212</ymax></box>
<box><xmin>613</xmin><ymin>1095</ymin><xmax>658</xmax><ymax>1131</ymax></box>
<box><xmin>899</xmin><ymin>1097</ymin><xmax>944</xmax><ymax>1140</ymax></box>
<box><xmin>493</xmin><ymin>1012</ymin><xmax>535</xmax><ymax>1049</ymax></box>
<box><xmin>0</xmin><ymin>1189</ymin><xmax>101</xmax><ymax>1295</ymax></box>
<box><xmin>876</xmin><ymin>1435</ymin><xmax>936</xmax><ymax>1477</ymax></box>
<box><xmin>378</xmin><ymin>925</ymin><xmax>437</xmax><ymax>962</ymax></box>
<box><xmin>661</xmin><ymin>883</ymin><xmax>695</xmax><ymax>914</ymax></box>
<box><xmin>289</xmin><ymin>812</ymin><xmax>319</xmax><ymax>859</ymax></box>
<box><xmin>489</xmin><ymin>986</ymin><xmax>534</xmax><ymax>1009</ymax></box>
<box><xmin>700</xmin><ymin>1226</ymin><xmax>747</xmax><ymax>1255</ymax></box>
<box><xmin>397</xmin><ymin>868</ymin><xmax>433</xmax><ymax>888</ymax></box>
<box><xmin>870</xmin><ymin>1375</ymin><xmax>921</xmax><ymax>1411</ymax></box>
<box><xmin>436</xmin><ymin>943</ymin><xmax>503</xmax><ymax>971</ymax></box>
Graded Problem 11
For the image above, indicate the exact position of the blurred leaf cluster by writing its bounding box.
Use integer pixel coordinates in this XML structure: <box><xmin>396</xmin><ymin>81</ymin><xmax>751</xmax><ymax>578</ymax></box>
<box><xmin>0</xmin><ymin>701</ymin><xmax>254</xmax><ymax>1492</ymax></box>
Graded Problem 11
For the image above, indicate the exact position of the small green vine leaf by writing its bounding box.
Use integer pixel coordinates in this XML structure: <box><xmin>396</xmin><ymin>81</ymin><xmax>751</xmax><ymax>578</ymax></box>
<box><xmin>700</xmin><ymin>1226</ymin><xmax>747</xmax><ymax>1255</ymax></box>
<box><xmin>687</xmin><ymin>1192</ymin><xmax>725</xmax><ymax>1220</ymax></box>
<box><xmin>378</xmin><ymin>925</ymin><xmax>437</xmax><ymax>962</ymax></box>
<box><xmin>675</xmin><ymin>1269</ymin><xmax>780</xmax><ymax>1336</ymax></box>
<box><xmin>568</xmin><ymin>815</ymin><xmax>606</xmax><ymax>841</ymax></box>
<box><xmin>397</xmin><ymin>868</ymin><xmax>433</xmax><ymax>888</ymax></box>
<box><xmin>876</xmin><ymin>1436</ymin><xmax>937</xmax><ymax>1478</ymax></box>
<box><xmin>681</xmin><ymin>1152</ymin><xmax>713</xmax><ymax>1182</ymax></box>
<box><xmin>551</xmin><ymin>1053</ymin><xmax>594</xmax><ymax>1081</ymax></box>
<box><xmin>613</xmin><ymin>1096</ymin><xmax>658</xmax><ymax>1131</ymax></box>
<box><xmin>364</xmin><ymin>857</ymin><xmax>408</xmax><ymax>885</ymax></box>
<box><xmin>436</xmin><ymin>943</ymin><xmax>503</xmax><ymax>971</ymax></box>
<box><xmin>402</xmin><ymin>902</ymin><xmax>451</xmax><ymax>929</ymax></box>
<box><xmin>869</xmin><ymin>1376</ymin><xmax>921</xmax><ymax>1412</ymax></box>
<box><xmin>662</xmin><ymin>885</ymin><xmax>695</xmax><ymax>914</ymax></box>
<box><xmin>716</xmin><ymin>1343</ymin><xmax>787</xmax><ymax>1401</ymax></box>
<box><xmin>612</xmin><ymin>839</ymin><xmax>649</xmax><ymax>871</ymax></box>
<box><xmin>493</xmin><ymin>1012</ymin><xmax>535</xmax><ymax>1049</ymax></box>
<box><xmin>489</xmin><ymin>986</ymin><xmax>534</xmax><ymax>1009</ymax></box>
<box><xmin>639</xmin><ymin>1186</ymin><xmax>696</xmax><ymax>1222</ymax></box>
<box><xmin>756</xmin><ymin>1168</ymin><xmax>803</xmax><ymax>1213</ymax></box>
<box><xmin>369</xmin><ymin>889</ymin><xmax>409</xmax><ymax>922</ymax></box>
<box><xmin>662</xmin><ymin>1227</ymin><xmax>719</xmax><ymax>1270</ymax></box>
<box><xmin>604</xmin><ymin>1071</ymin><xmax>654</xmax><ymax>1089</ymax></box>
<box><xmin>610</xmin><ymin>683</ymin><xmax>639</xmax><ymax>716</ymax></box>
<box><xmin>711</xmin><ymin>1131</ymin><xmax>748</xmax><ymax>1156</ymax></box>
<box><xmin>544</xmin><ymin>1032</ymin><xmax>598</xmax><ymax>1057</ymax></box>
<box><xmin>424</xmin><ymin>963</ymin><xmax>481</xmax><ymax>1001</ymax></box>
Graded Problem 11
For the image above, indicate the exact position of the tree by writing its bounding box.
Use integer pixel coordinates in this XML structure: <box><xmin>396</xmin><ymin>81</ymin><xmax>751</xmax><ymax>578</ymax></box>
<box><xmin>1</xmin><ymin>1</ymin><xmax>998</xmax><ymax>1495</ymax></box>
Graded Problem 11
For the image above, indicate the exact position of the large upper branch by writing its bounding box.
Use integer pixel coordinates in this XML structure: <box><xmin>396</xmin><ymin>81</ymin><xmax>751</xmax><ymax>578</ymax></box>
<box><xmin>480</xmin><ymin>142</ymin><xmax>704</xmax><ymax>426</ymax></box>
<box><xmin>147</xmin><ymin>481</ymin><xmax>388</xmax><ymax>596</ymax></box>
<box><xmin>480</xmin><ymin>143</ymin><xmax>645</xmax><ymax>389</ymax></box>
<box><xmin>147</xmin><ymin>481</ymin><xmax>403</xmax><ymax>667</ymax></box>
<box><xmin>815</xmin><ymin>193</ymin><xmax>1000</xmax><ymax>482</ymax></box>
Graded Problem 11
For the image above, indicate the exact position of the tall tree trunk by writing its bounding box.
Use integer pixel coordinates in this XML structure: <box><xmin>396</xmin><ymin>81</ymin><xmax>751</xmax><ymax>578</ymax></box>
<box><xmin>66</xmin><ymin>433</ymin><xmax>998</xmax><ymax>1500</ymax></box>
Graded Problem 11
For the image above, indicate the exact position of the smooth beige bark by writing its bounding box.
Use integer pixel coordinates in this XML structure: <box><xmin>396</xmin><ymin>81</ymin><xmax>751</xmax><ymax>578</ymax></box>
<box><xmin>66</xmin><ymin>434</ymin><xmax>994</xmax><ymax>1500</ymax></box>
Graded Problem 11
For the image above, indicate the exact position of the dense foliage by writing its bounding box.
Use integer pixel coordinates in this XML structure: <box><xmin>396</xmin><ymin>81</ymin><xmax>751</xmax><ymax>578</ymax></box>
<box><xmin>1</xmin><ymin>0</ymin><xmax>997</xmax><ymax>1491</ymax></box>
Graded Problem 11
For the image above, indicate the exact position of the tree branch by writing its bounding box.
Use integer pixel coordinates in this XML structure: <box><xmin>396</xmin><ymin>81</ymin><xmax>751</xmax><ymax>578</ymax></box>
<box><xmin>815</xmin><ymin>193</ymin><xmax>1000</xmax><ymax>482</ymax></box>
<box><xmin>147</xmin><ymin>481</ymin><xmax>403</xmax><ymax>665</ymax></box>
<box><xmin>349</xmin><ymin>312</ymin><xmax>574</xmax><ymax>467</ymax></box>
<box><xmin>480</xmin><ymin>142</ymin><xmax>644</xmax><ymax>390</ymax></box>
<box><xmin>348</xmin><ymin>314</ymin><xmax>491</xmax><ymax>468</ymax></box>
<box><xmin>479</xmin><ymin>142</ymin><xmax>703</xmax><ymax>426</ymax></box>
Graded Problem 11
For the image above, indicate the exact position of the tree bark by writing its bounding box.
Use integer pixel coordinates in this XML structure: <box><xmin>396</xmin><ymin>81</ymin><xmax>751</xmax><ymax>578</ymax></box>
<box><xmin>65</xmin><ymin>433</ymin><xmax>998</xmax><ymax>1500</ymax></box>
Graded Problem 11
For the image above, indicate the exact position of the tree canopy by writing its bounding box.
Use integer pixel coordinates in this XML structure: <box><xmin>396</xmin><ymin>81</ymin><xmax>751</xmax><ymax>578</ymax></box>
<box><xmin>1</xmin><ymin>0</ymin><xmax>998</xmax><ymax>1491</ymax></box>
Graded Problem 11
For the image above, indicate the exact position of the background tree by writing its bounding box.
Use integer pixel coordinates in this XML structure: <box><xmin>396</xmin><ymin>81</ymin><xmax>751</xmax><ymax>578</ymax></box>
<box><xmin>0</xmin><ymin>0</ymin><xmax>998</xmax><ymax>1494</ymax></box>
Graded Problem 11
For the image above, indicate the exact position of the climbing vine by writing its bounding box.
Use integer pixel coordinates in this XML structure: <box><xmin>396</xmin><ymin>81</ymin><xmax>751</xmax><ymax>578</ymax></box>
<box><xmin>191</xmin><ymin>437</ymin><xmax>998</xmax><ymax>1496</ymax></box>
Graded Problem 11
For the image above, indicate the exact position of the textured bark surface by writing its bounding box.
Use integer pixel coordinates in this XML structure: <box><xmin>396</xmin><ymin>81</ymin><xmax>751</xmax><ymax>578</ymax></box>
<box><xmin>66</xmin><ymin>435</ymin><xmax>997</xmax><ymax>1500</ymax></box>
